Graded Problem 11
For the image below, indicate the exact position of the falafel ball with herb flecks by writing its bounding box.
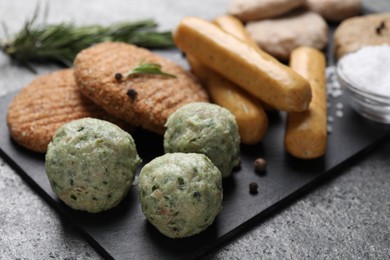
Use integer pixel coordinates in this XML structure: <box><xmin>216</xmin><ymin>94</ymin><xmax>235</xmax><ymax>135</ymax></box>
<box><xmin>45</xmin><ymin>118</ymin><xmax>141</xmax><ymax>213</ymax></box>
<box><xmin>138</xmin><ymin>153</ymin><xmax>223</xmax><ymax>238</ymax></box>
<box><xmin>164</xmin><ymin>102</ymin><xmax>240</xmax><ymax>178</ymax></box>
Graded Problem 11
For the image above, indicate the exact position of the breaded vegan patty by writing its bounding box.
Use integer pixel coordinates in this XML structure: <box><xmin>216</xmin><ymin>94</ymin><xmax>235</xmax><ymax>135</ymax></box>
<box><xmin>74</xmin><ymin>42</ymin><xmax>208</xmax><ymax>134</ymax></box>
<box><xmin>6</xmin><ymin>69</ymin><xmax>126</xmax><ymax>153</ymax></box>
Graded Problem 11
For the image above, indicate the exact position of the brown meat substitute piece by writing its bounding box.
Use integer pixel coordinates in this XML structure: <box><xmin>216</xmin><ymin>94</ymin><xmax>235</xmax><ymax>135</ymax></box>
<box><xmin>73</xmin><ymin>42</ymin><xmax>208</xmax><ymax>134</ymax></box>
<box><xmin>6</xmin><ymin>69</ymin><xmax>127</xmax><ymax>153</ymax></box>
<box><xmin>228</xmin><ymin>0</ymin><xmax>305</xmax><ymax>21</ymax></box>
<box><xmin>334</xmin><ymin>13</ymin><xmax>390</xmax><ymax>60</ymax></box>
<box><xmin>305</xmin><ymin>0</ymin><xmax>362</xmax><ymax>22</ymax></box>
<box><xmin>246</xmin><ymin>10</ymin><xmax>328</xmax><ymax>61</ymax></box>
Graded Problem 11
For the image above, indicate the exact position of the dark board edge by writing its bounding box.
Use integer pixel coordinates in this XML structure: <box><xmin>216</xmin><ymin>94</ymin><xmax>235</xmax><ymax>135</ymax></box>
<box><xmin>195</xmin><ymin>132</ymin><xmax>390</xmax><ymax>259</ymax></box>
<box><xmin>0</xmin><ymin>145</ymin><xmax>114</xmax><ymax>260</ymax></box>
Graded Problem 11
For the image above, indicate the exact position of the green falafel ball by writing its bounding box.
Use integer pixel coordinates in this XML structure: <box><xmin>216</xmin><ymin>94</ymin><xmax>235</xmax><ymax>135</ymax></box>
<box><xmin>138</xmin><ymin>153</ymin><xmax>223</xmax><ymax>238</ymax></box>
<box><xmin>45</xmin><ymin>118</ymin><xmax>141</xmax><ymax>213</ymax></box>
<box><xmin>164</xmin><ymin>102</ymin><xmax>240</xmax><ymax>178</ymax></box>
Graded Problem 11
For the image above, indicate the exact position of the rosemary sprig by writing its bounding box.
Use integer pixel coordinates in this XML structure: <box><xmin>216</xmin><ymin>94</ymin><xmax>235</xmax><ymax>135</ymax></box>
<box><xmin>124</xmin><ymin>61</ymin><xmax>176</xmax><ymax>78</ymax></box>
<box><xmin>0</xmin><ymin>6</ymin><xmax>174</xmax><ymax>72</ymax></box>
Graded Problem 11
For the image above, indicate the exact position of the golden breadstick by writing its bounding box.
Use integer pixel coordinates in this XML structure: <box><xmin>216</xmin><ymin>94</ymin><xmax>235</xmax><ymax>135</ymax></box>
<box><xmin>212</xmin><ymin>15</ymin><xmax>275</xmax><ymax>111</ymax></box>
<box><xmin>212</xmin><ymin>15</ymin><xmax>259</xmax><ymax>50</ymax></box>
<box><xmin>173</xmin><ymin>17</ymin><xmax>311</xmax><ymax>112</ymax></box>
<box><xmin>284</xmin><ymin>46</ymin><xmax>327</xmax><ymax>159</ymax></box>
<box><xmin>187</xmin><ymin>55</ymin><xmax>268</xmax><ymax>144</ymax></box>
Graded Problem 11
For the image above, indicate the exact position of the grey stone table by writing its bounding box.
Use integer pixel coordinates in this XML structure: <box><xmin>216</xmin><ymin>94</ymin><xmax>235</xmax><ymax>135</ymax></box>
<box><xmin>0</xmin><ymin>0</ymin><xmax>389</xmax><ymax>259</ymax></box>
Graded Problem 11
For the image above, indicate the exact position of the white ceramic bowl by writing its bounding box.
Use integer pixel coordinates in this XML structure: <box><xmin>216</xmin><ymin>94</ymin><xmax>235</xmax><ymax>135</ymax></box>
<box><xmin>337</xmin><ymin>57</ymin><xmax>390</xmax><ymax>124</ymax></box>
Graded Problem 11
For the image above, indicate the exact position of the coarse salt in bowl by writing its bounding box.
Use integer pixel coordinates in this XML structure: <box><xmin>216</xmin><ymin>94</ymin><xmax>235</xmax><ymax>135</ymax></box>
<box><xmin>337</xmin><ymin>44</ymin><xmax>390</xmax><ymax>124</ymax></box>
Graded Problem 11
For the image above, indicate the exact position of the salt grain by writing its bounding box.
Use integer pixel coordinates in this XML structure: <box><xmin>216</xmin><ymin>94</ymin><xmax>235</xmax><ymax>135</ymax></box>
<box><xmin>331</xmin><ymin>89</ymin><xmax>343</xmax><ymax>98</ymax></box>
<box><xmin>326</xmin><ymin>67</ymin><xmax>335</xmax><ymax>79</ymax></box>
<box><xmin>338</xmin><ymin>45</ymin><xmax>390</xmax><ymax>97</ymax></box>
<box><xmin>327</xmin><ymin>125</ymin><xmax>333</xmax><ymax>134</ymax></box>
<box><xmin>333</xmin><ymin>81</ymin><xmax>341</xmax><ymax>89</ymax></box>
<box><xmin>336</xmin><ymin>103</ymin><xmax>344</xmax><ymax>109</ymax></box>
<box><xmin>336</xmin><ymin>110</ymin><xmax>344</xmax><ymax>118</ymax></box>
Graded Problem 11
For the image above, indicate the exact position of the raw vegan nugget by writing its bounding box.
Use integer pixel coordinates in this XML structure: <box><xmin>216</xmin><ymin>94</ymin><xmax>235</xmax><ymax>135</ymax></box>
<box><xmin>138</xmin><ymin>153</ymin><xmax>223</xmax><ymax>238</ymax></box>
<box><xmin>164</xmin><ymin>102</ymin><xmax>240</xmax><ymax>178</ymax></box>
<box><xmin>45</xmin><ymin>118</ymin><xmax>141</xmax><ymax>213</ymax></box>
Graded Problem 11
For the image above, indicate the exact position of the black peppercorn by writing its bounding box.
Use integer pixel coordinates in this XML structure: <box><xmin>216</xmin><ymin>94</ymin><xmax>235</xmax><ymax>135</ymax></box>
<box><xmin>254</xmin><ymin>158</ymin><xmax>267</xmax><ymax>172</ymax></box>
<box><xmin>115</xmin><ymin>73</ymin><xmax>123</xmax><ymax>81</ymax></box>
<box><xmin>376</xmin><ymin>21</ymin><xmax>386</xmax><ymax>35</ymax></box>
<box><xmin>249</xmin><ymin>182</ymin><xmax>258</xmax><ymax>194</ymax></box>
<box><xmin>233</xmin><ymin>157</ymin><xmax>242</xmax><ymax>171</ymax></box>
<box><xmin>127</xmin><ymin>89</ymin><xmax>138</xmax><ymax>100</ymax></box>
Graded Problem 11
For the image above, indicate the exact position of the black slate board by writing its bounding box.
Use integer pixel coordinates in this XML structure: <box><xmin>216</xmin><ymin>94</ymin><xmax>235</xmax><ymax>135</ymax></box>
<box><xmin>1</xmin><ymin>71</ymin><xmax>390</xmax><ymax>259</ymax></box>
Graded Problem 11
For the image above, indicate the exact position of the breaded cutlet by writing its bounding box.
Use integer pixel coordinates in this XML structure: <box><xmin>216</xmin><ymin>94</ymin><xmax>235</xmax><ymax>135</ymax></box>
<box><xmin>6</xmin><ymin>69</ymin><xmax>127</xmax><ymax>153</ymax></box>
<box><xmin>73</xmin><ymin>42</ymin><xmax>208</xmax><ymax>134</ymax></box>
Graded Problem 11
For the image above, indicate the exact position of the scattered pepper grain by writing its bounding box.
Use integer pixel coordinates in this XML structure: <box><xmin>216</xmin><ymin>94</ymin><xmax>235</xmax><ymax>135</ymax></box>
<box><xmin>254</xmin><ymin>158</ymin><xmax>267</xmax><ymax>172</ymax></box>
<box><xmin>249</xmin><ymin>182</ymin><xmax>258</xmax><ymax>194</ymax></box>
<box><xmin>115</xmin><ymin>72</ymin><xmax>123</xmax><ymax>81</ymax></box>
<box><xmin>233</xmin><ymin>157</ymin><xmax>242</xmax><ymax>171</ymax></box>
<box><xmin>375</xmin><ymin>21</ymin><xmax>386</xmax><ymax>35</ymax></box>
<box><xmin>127</xmin><ymin>89</ymin><xmax>138</xmax><ymax>100</ymax></box>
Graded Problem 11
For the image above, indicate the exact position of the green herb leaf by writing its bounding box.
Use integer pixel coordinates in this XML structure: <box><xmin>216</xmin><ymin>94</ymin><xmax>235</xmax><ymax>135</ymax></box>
<box><xmin>124</xmin><ymin>61</ymin><xmax>176</xmax><ymax>78</ymax></box>
<box><xmin>0</xmin><ymin>5</ymin><xmax>175</xmax><ymax>72</ymax></box>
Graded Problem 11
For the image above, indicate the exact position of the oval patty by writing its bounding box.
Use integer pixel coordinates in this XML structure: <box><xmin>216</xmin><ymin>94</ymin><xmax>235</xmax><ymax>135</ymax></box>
<box><xmin>6</xmin><ymin>69</ymin><xmax>125</xmax><ymax>153</ymax></box>
<box><xmin>73</xmin><ymin>42</ymin><xmax>208</xmax><ymax>134</ymax></box>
